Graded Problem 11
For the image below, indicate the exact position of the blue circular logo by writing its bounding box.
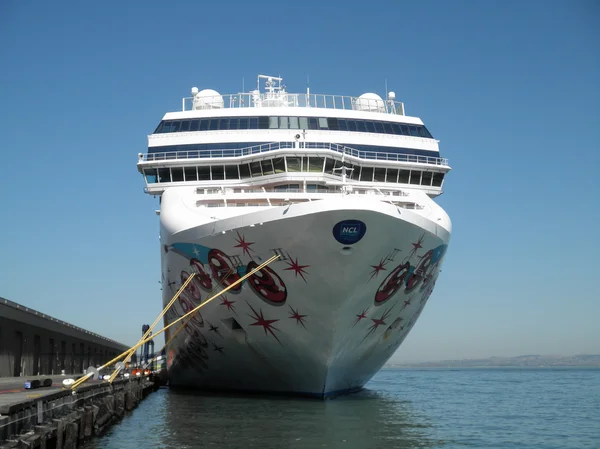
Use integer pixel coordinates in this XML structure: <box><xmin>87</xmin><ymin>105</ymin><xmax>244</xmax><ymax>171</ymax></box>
<box><xmin>332</xmin><ymin>220</ymin><xmax>367</xmax><ymax>245</ymax></box>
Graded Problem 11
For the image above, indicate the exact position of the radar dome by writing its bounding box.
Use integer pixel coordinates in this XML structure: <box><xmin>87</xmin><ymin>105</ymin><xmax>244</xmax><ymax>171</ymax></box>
<box><xmin>355</xmin><ymin>92</ymin><xmax>385</xmax><ymax>112</ymax></box>
<box><xmin>193</xmin><ymin>88</ymin><xmax>224</xmax><ymax>110</ymax></box>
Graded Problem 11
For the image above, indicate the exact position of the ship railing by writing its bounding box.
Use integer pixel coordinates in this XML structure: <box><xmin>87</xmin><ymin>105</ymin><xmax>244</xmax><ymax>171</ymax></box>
<box><xmin>182</xmin><ymin>92</ymin><xmax>405</xmax><ymax>115</ymax></box>
<box><xmin>142</xmin><ymin>142</ymin><xmax>449</xmax><ymax>166</ymax></box>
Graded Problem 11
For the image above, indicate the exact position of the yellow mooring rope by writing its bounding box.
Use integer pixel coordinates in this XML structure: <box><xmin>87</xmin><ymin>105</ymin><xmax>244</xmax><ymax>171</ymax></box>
<box><xmin>107</xmin><ymin>272</ymin><xmax>200</xmax><ymax>384</ymax></box>
<box><xmin>70</xmin><ymin>254</ymin><xmax>279</xmax><ymax>391</ymax></box>
<box><xmin>143</xmin><ymin>267</ymin><xmax>235</xmax><ymax>370</ymax></box>
<box><xmin>70</xmin><ymin>272</ymin><xmax>197</xmax><ymax>390</ymax></box>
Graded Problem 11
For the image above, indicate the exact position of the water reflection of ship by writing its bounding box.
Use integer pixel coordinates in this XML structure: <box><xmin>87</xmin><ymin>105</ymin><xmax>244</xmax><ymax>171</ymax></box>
<box><xmin>161</xmin><ymin>389</ymin><xmax>446</xmax><ymax>448</ymax></box>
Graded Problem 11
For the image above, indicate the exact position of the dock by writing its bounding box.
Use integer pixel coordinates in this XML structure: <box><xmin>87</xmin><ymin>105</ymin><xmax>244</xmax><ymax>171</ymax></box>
<box><xmin>0</xmin><ymin>374</ymin><xmax>156</xmax><ymax>448</ymax></box>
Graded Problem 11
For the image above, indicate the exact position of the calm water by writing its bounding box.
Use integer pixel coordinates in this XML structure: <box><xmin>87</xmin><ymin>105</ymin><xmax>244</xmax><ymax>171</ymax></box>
<box><xmin>82</xmin><ymin>368</ymin><xmax>600</xmax><ymax>449</ymax></box>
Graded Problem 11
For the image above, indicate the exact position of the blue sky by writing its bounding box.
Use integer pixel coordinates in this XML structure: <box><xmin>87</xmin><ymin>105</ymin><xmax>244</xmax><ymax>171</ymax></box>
<box><xmin>1</xmin><ymin>0</ymin><xmax>598</xmax><ymax>362</ymax></box>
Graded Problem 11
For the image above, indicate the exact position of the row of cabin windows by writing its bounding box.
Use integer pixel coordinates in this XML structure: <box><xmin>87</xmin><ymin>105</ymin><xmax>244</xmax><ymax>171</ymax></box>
<box><xmin>154</xmin><ymin>117</ymin><xmax>433</xmax><ymax>139</ymax></box>
<box><xmin>143</xmin><ymin>158</ymin><xmax>444</xmax><ymax>186</ymax></box>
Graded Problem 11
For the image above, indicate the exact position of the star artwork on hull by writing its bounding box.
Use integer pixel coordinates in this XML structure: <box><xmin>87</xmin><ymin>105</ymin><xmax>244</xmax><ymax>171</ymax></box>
<box><xmin>247</xmin><ymin>302</ymin><xmax>282</xmax><ymax>344</ymax></box>
<box><xmin>362</xmin><ymin>305</ymin><xmax>395</xmax><ymax>343</ymax></box>
<box><xmin>284</xmin><ymin>256</ymin><xmax>310</xmax><ymax>282</ymax></box>
<box><xmin>233</xmin><ymin>231</ymin><xmax>255</xmax><ymax>259</ymax></box>
<box><xmin>220</xmin><ymin>295</ymin><xmax>236</xmax><ymax>314</ymax></box>
<box><xmin>368</xmin><ymin>258</ymin><xmax>388</xmax><ymax>281</ymax></box>
<box><xmin>353</xmin><ymin>308</ymin><xmax>370</xmax><ymax>326</ymax></box>
<box><xmin>288</xmin><ymin>306</ymin><xmax>307</xmax><ymax>329</ymax></box>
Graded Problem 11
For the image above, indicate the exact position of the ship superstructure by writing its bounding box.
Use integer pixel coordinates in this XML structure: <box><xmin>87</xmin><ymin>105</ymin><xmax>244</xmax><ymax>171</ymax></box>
<box><xmin>137</xmin><ymin>75</ymin><xmax>451</xmax><ymax>397</ymax></box>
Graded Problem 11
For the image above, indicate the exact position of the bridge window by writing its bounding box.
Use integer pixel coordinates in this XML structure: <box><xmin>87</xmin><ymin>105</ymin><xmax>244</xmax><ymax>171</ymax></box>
<box><xmin>386</xmin><ymin>168</ymin><xmax>398</xmax><ymax>183</ymax></box>
<box><xmin>144</xmin><ymin>168</ymin><xmax>158</xmax><ymax>184</ymax></box>
<box><xmin>198</xmin><ymin>166</ymin><xmax>211</xmax><ymax>180</ymax></box>
<box><xmin>225</xmin><ymin>165</ymin><xmax>239</xmax><ymax>180</ymax></box>
<box><xmin>239</xmin><ymin>163</ymin><xmax>251</xmax><ymax>179</ymax></box>
<box><xmin>250</xmin><ymin>161</ymin><xmax>262</xmax><ymax>177</ymax></box>
<box><xmin>261</xmin><ymin>160</ymin><xmax>274</xmax><ymax>175</ymax></box>
<box><xmin>309</xmin><ymin>157</ymin><xmax>325</xmax><ymax>172</ymax></box>
<box><xmin>432</xmin><ymin>172</ymin><xmax>444</xmax><ymax>187</ymax></box>
<box><xmin>273</xmin><ymin>157</ymin><xmax>286</xmax><ymax>173</ymax></box>
<box><xmin>409</xmin><ymin>171</ymin><xmax>421</xmax><ymax>185</ymax></box>
<box><xmin>398</xmin><ymin>170</ymin><xmax>410</xmax><ymax>183</ymax></box>
<box><xmin>289</xmin><ymin>117</ymin><xmax>299</xmax><ymax>129</ymax></box>
<box><xmin>184</xmin><ymin>167</ymin><xmax>197</xmax><ymax>181</ymax></box>
<box><xmin>212</xmin><ymin>165</ymin><xmax>225</xmax><ymax>180</ymax></box>
<box><xmin>158</xmin><ymin>168</ymin><xmax>171</xmax><ymax>183</ymax></box>
<box><xmin>421</xmin><ymin>171</ymin><xmax>433</xmax><ymax>186</ymax></box>
<box><xmin>374</xmin><ymin>168</ymin><xmax>386</xmax><ymax>182</ymax></box>
<box><xmin>190</xmin><ymin>119</ymin><xmax>200</xmax><ymax>131</ymax></box>
<box><xmin>360</xmin><ymin>167</ymin><xmax>374</xmax><ymax>182</ymax></box>
<box><xmin>171</xmin><ymin>167</ymin><xmax>184</xmax><ymax>182</ymax></box>
<box><xmin>287</xmin><ymin>157</ymin><xmax>301</xmax><ymax>172</ymax></box>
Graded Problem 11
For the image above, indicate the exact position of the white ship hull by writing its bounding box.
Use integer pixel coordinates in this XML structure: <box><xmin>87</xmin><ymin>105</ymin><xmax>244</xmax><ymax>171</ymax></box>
<box><xmin>159</xmin><ymin>188</ymin><xmax>451</xmax><ymax>398</ymax></box>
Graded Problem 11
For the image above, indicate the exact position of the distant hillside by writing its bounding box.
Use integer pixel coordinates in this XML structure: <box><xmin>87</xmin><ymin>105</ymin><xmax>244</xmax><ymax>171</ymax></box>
<box><xmin>387</xmin><ymin>354</ymin><xmax>600</xmax><ymax>368</ymax></box>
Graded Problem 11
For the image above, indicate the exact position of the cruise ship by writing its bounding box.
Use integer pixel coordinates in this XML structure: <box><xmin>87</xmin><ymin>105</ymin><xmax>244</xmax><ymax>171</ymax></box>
<box><xmin>136</xmin><ymin>75</ymin><xmax>452</xmax><ymax>398</ymax></box>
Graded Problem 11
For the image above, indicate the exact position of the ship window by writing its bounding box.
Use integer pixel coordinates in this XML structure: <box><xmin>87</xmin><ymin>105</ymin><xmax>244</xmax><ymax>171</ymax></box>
<box><xmin>225</xmin><ymin>165</ymin><xmax>239</xmax><ymax>180</ymax></box>
<box><xmin>400</xmin><ymin>125</ymin><xmax>409</xmax><ymax>135</ymax></box>
<box><xmin>432</xmin><ymin>172</ymin><xmax>444</xmax><ymax>187</ymax></box>
<box><xmin>258</xmin><ymin>116</ymin><xmax>269</xmax><ymax>129</ymax></box>
<box><xmin>154</xmin><ymin>122</ymin><xmax>164</xmax><ymax>133</ymax></box>
<box><xmin>324</xmin><ymin>158</ymin><xmax>335</xmax><ymax>174</ymax></box>
<box><xmin>220</xmin><ymin>118</ymin><xmax>229</xmax><ymax>130</ymax></box>
<box><xmin>250</xmin><ymin>161</ymin><xmax>262</xmax><ymax>177</ymax></box>
<box><xmin>299</xmin><ymin>117</ymin><xmax>308</xmax><ymax>129</ymax></box>
<box><xmin>318</xmin><ymin>118</ymin><xmax>328</xmax><ymax>129</ymax></box>
<box><xmin>273</xmin><ymin>158</ymin><xmax>286</xmax><ymax>173</ymax></box>
<box><xmin>374</xmin><ymin>168</ymin><xmax>386</xmax><ymax>182</ymax></box>
<box><xmin>383</xmin><ymin>122</ymin><xmax>393</xmax><ymax>134</ymax></box>
<box><xmin>374</xmin><ymin>121</ymin><xmax>384</xmax><ymax>133</ymax></box>
<box><xmin>144</xmin><ymin>169</ymin><xmax>158</xmax><ymax>184</ymax></box>
<box><xmin>279</xmin><ymin>117</ymin><xmax>289</xmax><ymax>129</ymax></box>
<box><xmin>250</xmin><ymin>117</ymin><xmax>259</xmax><ymax>129</ymax></box>
<box><xmin>346</xmin><ymin>120</ymin><xmax>357</xmax><ymax>131</ymax></box>
<box><xmin>409</xmin><ymin>126</ymin><xmax>419</xmax><ymax>137</ymax></box>
<box><xmin>229</xmin><ymin>118</ymin><xmax>239</xmax><ymax>130</ymax></box>
<box><xmin>239</xmin><ymin>118</ymin><xmax>249</xmax><ymax>129</ymax></box>
<box><xmin>171</xmin><ymin>167</ymin><xmax>184</xmax><ymax>182</ymax></box>
<box><xmin>308</xmin><ymin>117</ymin><xmax>318</xmax><ymax>130</ymax></box>
<box><xmin>269</xmin><ymin>117</ymin><xmax>278</xmax><ymax>129</ymax></box>
<box><xmin>398</xmin><ymin>170</ymin><xmax>410</xmax><ymax>183</ymax></box>
<box><xmin>286</xmin><ymin>157</ymin><xmax>301</xmax><ymax>172</ymax></box>
<box><xmin>198</xmin><ymin>166</ymin><xmax>211</xmax><ymax>180</ymax></box>
<box><xmin>180</xmin><ymin>120</ymin><xmax>191</xmax><ymax>132</ymax></box>
<box><xmin>157</xmin><ymin>168</ymin><xmax>170</xmax><ymax>183</ymax></box>
<box><xmin>386</xmin><ymin>168</ymin><xmax>398</xmax><ymax>183</ymax></box>
<box><xmin>360</xmin><ymin>167</ymin><xmax>374</xmax><ymax>182</ymax></box>
<box><xmin>356</xmin><ymin>120</ymin><xmax>366</xmax><ymax>132</ymax></box>
<box><xmin>261</xmin><ymin>160</ymin><xmax>274</xmax><ymax>175</ymax></box>
<box><xmin>309</xmin><ymin>157</ymin><xmax>324</xmax><ymax>172</ymax></box>
<box><xmin>239</xmin><ymin>164</ymin><xmax>251</xmax><ymax>179</ymax></box>
<box><xmin>391</xmin><ymin>123</ymin><xmax>401</xmax><ymax>134</ymax></box>
<box><xmin>338</xmin><ymin>119</ymin><xmax>348</xmax><ymax>131</ymax></box>
<box><xmin>184</xmin><ymin>167</ymin><xmax>197</xmax><ymax>181</ymax></box>
<box><xmin>421</xmin><ymin>171</ymin><xmax>433</xmax><ymax>186</ymax></box>
<box><xmin>211</xmin><ymin>165</ymin><xmax>225</xmax><ymax>180</ymax></box>
<box><xmin>289</xmin><ymin>117</ymin><xmax>299</xmax><ymax>129</ymax></box>
<box><xmin>409</xmin><ymin>170</ymin><xmax>421</xmax><ymax>184</ymax></box>
<box><xmin>209</xmin><ymin>119</ymin><xmax>219</xmax><ymax>130</ymax></box>
<box><xmin>327</xmin><ymin>118</ymin><xmax>339</xmax><ymax>130</ymax></box>
<box><xmin>190</xmin><ymin>119</ymin><xmax>200</xmax><ymax>131</ymax></box>
<box><xmin>275</xmin><ymin>184</ymin><xmax>299</xmax><ymax>192</ymax></box>
<box><xmin>199</xmin><ymin>119</ymin><xmax>209</xmax><ymax>131</ymax></box>
<box><xmin>365</xmin><ymin>121</ymin><xmax>375</xmax><ymax>133</ymax></box>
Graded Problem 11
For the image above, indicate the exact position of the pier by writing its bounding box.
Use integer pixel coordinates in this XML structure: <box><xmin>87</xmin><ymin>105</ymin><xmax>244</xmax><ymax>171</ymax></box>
<box><xmin>0</xmin><ymin>374</ymin><xmax>155</xmax><ymax>448</ymax></box>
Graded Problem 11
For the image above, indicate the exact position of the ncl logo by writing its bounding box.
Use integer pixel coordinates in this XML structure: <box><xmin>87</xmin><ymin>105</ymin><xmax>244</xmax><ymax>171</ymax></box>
<box><xmin>333</xmin><ymin>220</ymin><xmax>367</xmax><ymax>245</ymax></box>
